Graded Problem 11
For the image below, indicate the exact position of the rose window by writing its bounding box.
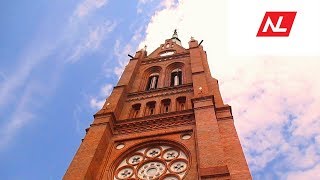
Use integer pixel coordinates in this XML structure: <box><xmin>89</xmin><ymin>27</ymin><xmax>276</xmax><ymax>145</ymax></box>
<box><xmin>114</xmin><ymin>144</ymin><xmax>189</xmax><ymax>180</ymax></box>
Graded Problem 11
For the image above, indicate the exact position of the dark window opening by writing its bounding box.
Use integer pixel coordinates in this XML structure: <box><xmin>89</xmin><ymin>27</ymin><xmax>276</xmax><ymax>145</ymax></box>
<box><xmin>146</xmin><ymin>75</ymin><xmax>159</xmax><ymax>90</ymax></box>
<box><xmin>176</xmin><ymin>97</ymin><xmax>186</xmax><ymax>111</ymax></box>
<box><xmin>170</xmin><ymin>69</ymin><xmax>182</xmax><ymax>87</ymax></box>
<box><xmin>180</xmin><ymin>103</ymin><xmax>185</xmax><ymax>111</ymax></box>
<box><xmin>165</xmin><ymin>106</ymin><xmax>169</xmax><ymax>113</ymax></box>
<box><xmin>161</xmin><ymin>99</ymin><xmax>171</xmax><ymax>113</ymax></box>
<box><xmin>146</xmin><ymin>101</ymin><xmax>156</xmax><ymax>116</ymax></box>
<box><xmin>130</xmin><ymin>104</ymin><xmax>141</xmax><ymax>118</ymax></box>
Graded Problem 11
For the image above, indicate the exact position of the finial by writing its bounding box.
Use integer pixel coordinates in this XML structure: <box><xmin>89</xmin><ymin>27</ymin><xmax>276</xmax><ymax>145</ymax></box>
<box><xmin>143</xmin><ymin>45</ymin><xmax>147</xmax><ymax>51</ymax></box>
<box><xmin>171</xmin><ymin>29</ymin><xmax>182</xmax><ymax>46</ymax></box>
<box><xmin>191</xmin><ymin>36</ymin><xmax>195</xmax><ymax>41</ymax></box>
<box><xmin>172</xmin><ymin>29</ymin><xmax>178</xmax><ymax>37</ymax></box>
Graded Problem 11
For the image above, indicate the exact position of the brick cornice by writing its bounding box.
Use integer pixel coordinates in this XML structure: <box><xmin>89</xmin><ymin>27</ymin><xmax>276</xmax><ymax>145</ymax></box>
<box><xmin>191</xmin><ymin>95</ymin><xmax>214</xmax><ymax>103</ymax></box>
<box><xmin>114</xmin><ymin>109</ymin><xmax>195</xmax><ymax>134</ymax></box>
<box><xmin>199</xmin><ymin>165</ymin><xmax>230</xmax><ymax>178</ymax></box>
<box><xmin>215</xmin><ymin>105</ymin><xmax>233</xmax><ymax>121</ymax></box>
<box><xmin>126</xmin><ymin>83</ymin><xmax>193</xmax><ymax>102</ymax></box>
<box><xmin>141</xmin><ymin>52</ymin><xmax>190</xmax><ymax>65</ymax></box>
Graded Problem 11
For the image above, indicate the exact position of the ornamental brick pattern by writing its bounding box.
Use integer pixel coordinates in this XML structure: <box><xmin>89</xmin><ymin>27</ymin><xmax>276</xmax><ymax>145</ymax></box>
<box><xmin>64</xmin><ymin>33</ymin><xmax>252</xmax><ymax>180</ymax></box>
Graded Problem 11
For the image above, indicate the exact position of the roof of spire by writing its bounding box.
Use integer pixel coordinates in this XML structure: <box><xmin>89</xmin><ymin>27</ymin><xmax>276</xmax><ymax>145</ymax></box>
<box><xmin>171</xmin><ymin>29</ymin><xmax>181</xmax><ymax>46</ymax></box>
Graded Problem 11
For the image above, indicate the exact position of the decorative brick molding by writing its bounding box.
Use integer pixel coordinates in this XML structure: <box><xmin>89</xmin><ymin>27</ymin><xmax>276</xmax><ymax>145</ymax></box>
<box><xmin>141</xmin><ymin>52</ymin><xmax>190</xmax><ymax>65</ymax></box>
<box><xmin>216</xmin><ymin>105</ymin><xmax>233</xmax><ymax>121</ymax></box>
<box><xmin>126</xmin><ymin>83</ymin><xmax>193</xmax><ymax>102</ymax></box>
<box><xmin>200</xmin><ymin>165</ymin><xmax>231</xmax><ymax>178</ymax></box>
<box><xmin>114</xmin><ymin>110</ymin><xmax>195</xmax><ymax>134</ymax></box>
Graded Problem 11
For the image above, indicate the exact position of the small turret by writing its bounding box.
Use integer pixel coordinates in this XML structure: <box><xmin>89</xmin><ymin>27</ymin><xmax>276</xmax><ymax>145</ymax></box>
<box><xmin>171</xmin><ymin>29</ymin><xmax>182</xmax><ymax>46</ymax></box>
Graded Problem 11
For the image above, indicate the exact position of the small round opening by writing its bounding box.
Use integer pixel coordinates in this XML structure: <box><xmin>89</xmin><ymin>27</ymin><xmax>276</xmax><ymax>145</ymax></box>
<box><xmin>181</xmin><ymin>133</ymin><xmax>192</xmax><ymax>140</ymax></box>
<box><xmin>116</xmin><ymin>143</ymin><xmax>125</xmax><ymax>150</ymax></box>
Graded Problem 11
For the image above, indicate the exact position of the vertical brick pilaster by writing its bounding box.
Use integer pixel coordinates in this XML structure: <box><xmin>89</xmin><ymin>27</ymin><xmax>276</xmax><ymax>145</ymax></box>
<box><xmin>64</xmin><ymin>122</ymin><xmax>112</xmax><ymax>180</ymax></box>
<box><xmin>192</xmin><ymin>96</ymin><xmax>229</xmax><ymax>178</ymax></box>
<box><xmin>218</xmin><ymin>108</ymin><xmax>252</xmax><ymax>179</ymax></box>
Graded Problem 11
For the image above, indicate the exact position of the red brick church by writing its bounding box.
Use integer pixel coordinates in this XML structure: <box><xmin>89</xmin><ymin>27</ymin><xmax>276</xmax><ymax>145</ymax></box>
<box><xmin>64</xmin><ymin>30</ymin><xmax>252</xmax><ymax>180</ymax></box>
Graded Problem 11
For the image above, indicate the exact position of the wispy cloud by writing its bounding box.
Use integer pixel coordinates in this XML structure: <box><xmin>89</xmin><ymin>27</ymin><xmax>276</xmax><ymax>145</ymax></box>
<box><xmin>67</xmin><ymin>20</ymin><xmax>117</xmax><ymax>63</ymax></box>
<box><xmin>112</xmin><ymin>25</ymin><xmax>145</xmax><ymax>78</ymax></box>
<box><xmin>73</xmin><ymin>0</ymin><xmax>108</xmax><ymax>18</ymax></box>
<box><xmin>89</xmin><ymin>83</ymin><xmax>113</xmax><ymax>110</ymax></box>
<box><xmin>0</xmin><ymin>0</ymin><xmax>111</xmax><ymax>150</ymax></box>
<box><xmin>90</xmin><ymin>98</ymin><xmax>105</xmax><ymax>110</ymax></box>
<box><xmin>100</xmin><ymin>84</ymin><xmax>113</xmax><ymax>96</ymax></box>
<box><xmin>113</xmin><ymin>40</ymin><xmax>133</xmax><ymax>78</ymax></box>
<box><xmin>0</xmin><ymin>81</ymin><xmax>44</xmax><ymax>149</ymax></box>
<box><xmin>90</xmin><ymin>26</ymin><xmax>145</xmax><ymax>110</ymax></box>
<box><xmin>287</xmin><ymin>164</ymin><xmax>320</xmax><ymax>180</ymax></box>
<box><xmin>0</xmin><ymin>42</ymin><xmax>56</xmax><ymax>109</ymax></box>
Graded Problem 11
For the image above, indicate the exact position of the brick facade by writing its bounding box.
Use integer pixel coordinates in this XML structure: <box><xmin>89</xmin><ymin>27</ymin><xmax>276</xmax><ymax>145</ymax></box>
<box><xmin>64</xmin><ymin>34</ymin><xmax>252</xmax><ymax>180</ymax></box>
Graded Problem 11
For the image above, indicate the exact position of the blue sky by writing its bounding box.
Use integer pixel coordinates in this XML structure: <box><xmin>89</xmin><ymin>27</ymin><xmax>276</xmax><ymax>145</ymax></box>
<box><xmin>0</xmin><ymin>0</ymin><xmax>160</xmax><ymax>179</ymax></box>
<box><xmin>1</xmin><ymin>0</ymin><xmax>320</xmax><ymax>179</ymax></box>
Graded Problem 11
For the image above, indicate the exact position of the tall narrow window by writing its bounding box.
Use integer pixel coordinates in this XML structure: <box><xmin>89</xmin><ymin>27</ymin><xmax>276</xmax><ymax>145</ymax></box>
<box><xmin>130</xmin><ymin>103</ymin><xmax>141</xmax><ymax>118</ymax></box>
<box><xmin>176</xmin><ymin>97</ymin><xmax>186</xmax><ymax>111</ymax></box>
<box><xmin>161</xmin><ymin>99</ymin><xmax>171</xmax><ymax>113</ymax></box>
<box><xmin>170</xmin><ymin>69</ymin><xmax>182</xmax><ymax>87</ymax></box>
<box><xmin>146</xmin><ymin>101</ymin><xmax>156</xmax><ymax>116</ymax></box>
<box><xmin>146</xmin><ymin>73</ymin><xmax>159</xmax><ymax>90</ymax></box>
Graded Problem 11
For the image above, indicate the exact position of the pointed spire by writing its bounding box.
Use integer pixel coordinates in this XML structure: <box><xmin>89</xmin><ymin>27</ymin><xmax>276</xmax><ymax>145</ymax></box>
<box><xmin>171</xmin><ymin>29</ymin><xmax>182</xmax><ymax>46</ymax></box>
<box><xmin>172</xmin><ymin>29</ymin><xmax>178</xmax><ymax>38</ymax></box>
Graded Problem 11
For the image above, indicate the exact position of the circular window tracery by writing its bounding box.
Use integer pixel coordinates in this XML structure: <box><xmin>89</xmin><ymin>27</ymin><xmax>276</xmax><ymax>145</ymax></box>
<box><xmin>113</xmin><ymin>143</ymin><xmax>189</xmax><ymax>180</ymax></box>
<box><xmin>162</xmin><ymin>148</ymin><xmax>179</xmax><ymax>161</ymax></box>
<box><xmin>127</xmin><ymin>153</ymin><xmax>145</xmax><ymax>165</ymax></box>
<box><xmin>145</xmin><ymin>147</ymin><xmax>162</xmax><ymax>158</ymax></box>
<box><xmin>137</xmin><ymin>159</ymin><xmax>167</xmax><ymax>179</ymax></box>
<box><xmin>116</xmin><ymin>165</ymin><xmax>134</xmax><ymax>179</ymax></box>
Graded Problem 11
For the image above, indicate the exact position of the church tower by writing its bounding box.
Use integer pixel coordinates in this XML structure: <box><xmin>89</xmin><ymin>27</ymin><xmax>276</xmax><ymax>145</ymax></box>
<box><xmin>64</xmin><ymin>31</ymin><xmax>252</xmax><ymax>180</ymax></box>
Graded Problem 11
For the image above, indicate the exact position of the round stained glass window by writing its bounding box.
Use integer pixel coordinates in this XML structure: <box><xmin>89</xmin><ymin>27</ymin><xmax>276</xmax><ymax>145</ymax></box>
<box><xmin>113</xmin><ymin>143</ymin><xmax>189</xmax><ymax>180</ymax></box>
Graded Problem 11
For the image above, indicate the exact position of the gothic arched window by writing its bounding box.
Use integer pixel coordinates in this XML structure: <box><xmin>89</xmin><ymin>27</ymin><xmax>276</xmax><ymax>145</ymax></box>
<box><xmin>145</xmin><ymin>101</ymin><xmax>156</xmax><ymax>116</ymax></box>
<box><xmin>146</xmin><ymin>73</ymin><xmax>159</xmax><ymax>90</ymax></box>
<box><xmin>130</xmin><ymin>103</ymin><xmax>141</xmax><ymax>118</ymax></box>
<box><xmin>161</xmin><ymin>99</ymin><xmax>171</xmax><ymax>113</ymax></box>
<box><xmin>176</xmin><ymin>96</ymin><xmax>186</xmax><ymax>111</ymax></box>
<box><xmin>170</xmin><ymin>68</ymin><xmax>182</xmax><ymax>87</ymax></box>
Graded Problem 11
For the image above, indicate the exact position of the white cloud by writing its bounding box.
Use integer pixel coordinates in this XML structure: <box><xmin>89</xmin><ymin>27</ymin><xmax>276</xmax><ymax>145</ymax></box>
<box><xmin>0</xmin><ymin>111</ymin><xmax>34</xmax><ymax>149</ymax></box>
<box><xmin>74</xmin><ymin>0</ymin><xmax>108</xmax><ymax>18</ymax></box>
<box><xmin>113</xmin><ymin>39</ymin><xmax>134</xmax><ymax>78</ymax></box>
<box><xmin>138</xmin><ymin>0</ymin><xmax>320</xmax><ymax>177</ymax></box>
<box><xmin>0</xmin><ymin>0</ymin><xmax>111</xmax><ymax>149</ymax></box>
<box><xmin>89</xmin><ymin>83</ymin><xmax>113</xmax><ymax>110</ymax></box>
<box><xmin>90</xmin><ymin>97</ymin><xmax>105</xmax><ymax>110</ymax></box>
<box><xmin>100</xmin><ymin>84</ymin><xmax>113</xmax><ymax>96</ymax></box>
<box><xmin>67</xmin><ymin>21</ymin><xmax>117</xmax><ymax>63</ymax></box>
<box><xmin>286</xmin><ymin>164</ymin><xmax>320</xmax><ymax>180</ymax></box>
<box><xmin>0</xmin><ymin>81</ymin><xmax>45</xmax><ymax>149</ymax></box>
